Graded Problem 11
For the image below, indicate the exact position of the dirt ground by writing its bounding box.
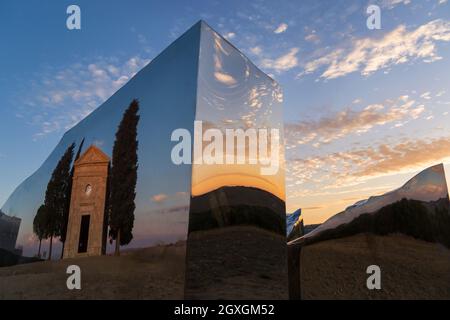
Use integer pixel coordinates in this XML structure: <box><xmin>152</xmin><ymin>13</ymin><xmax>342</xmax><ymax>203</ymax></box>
<box><xmin>4</xmin><ymin>232</ymin><xmax>446</xmax><ymax>300</ymax></box>
<box><xmin>0</xmin><ymin>242</ymin><xmax>186</xmax><ymax>300</ymax></box>
<box><xmin>184</xmin><ymin>225</ymin><xmax>289</xmax><ymax>300</ymax></box>
<box><xmin>300</xmin><ymin>233</ymin><xmax>450</xmax><ymax>299</ymax></box>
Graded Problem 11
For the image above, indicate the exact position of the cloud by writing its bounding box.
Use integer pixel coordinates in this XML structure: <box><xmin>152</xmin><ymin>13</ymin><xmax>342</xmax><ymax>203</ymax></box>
<box><xmin>287</xmin><ymin>136</ymin><xmax>450</xmax><ymax>195</ymax></box>
<box><xmin>19</xmin><ymin>55</ymin><xmax>150</xmax><ymax>140</ymax></box>
<box><xmin>149</xmin><ymin>205</ymin><xmax>189</xmax><ymax>215</ymax></box>
<box><xmin>274</xmin><ymin>23</ymin><xmax>288</xmax><ymax>34</ymax></box>
<box><xmin>381</xmin><ymin>0</ymin><xmax>411</xmax><ymax>9</ymax></box>
<box><xmin>302</xmin><ymin>206</ymin><xmax>324</xmax><ymax>210</ymax></box>
<box><xmin>351</xmin><ymin>137</ymin><xmax>450</xmax><ymax>178</ymax></box>
<box><xmin>261</xmin><ymin>48</ymin><xmax>299</xmax><ymax>73</ymax></box>
<box><xmin>88</xmin><ymin>64</ymin><xmax>108</xmax><ymax>78</ymax></box>
<box><xmin>250</xmin><ymin>46</ymin><xmax>263</xmax><ymax>56</ymax></box>
<box><xmin>151</xmin><ymin>193</ymin><xmax>168</xmax><ymax>203</ymax></box>
<box><xmin>92</xmin><ymin>139</ymin><xmax>104</xmax><ymax>147</ymax></box>
<box><xmin>211</xmin><ymin>33</ymin><xmax>238</xmax><ymax>86</ymax></box>
<box><xmin>224</xmin><ymin>32</ymin><xmax>236</xmax><ymax>40</ymax></box>
<box><xmin>421</xmin><ymin>91</ymin><xmax>432</xmax><ymax>100</ymax></box>
<box><xmin>150</xmin><ymin>192</ymin><xmax>189</xmax><ymax>207</ymax></box>
<box><xmin>214</xmin><ymin>72</ymin><xmax>237</xmax><ymax>85</ymax></box>
<box><xmin>298</xmin><ymin>19</ymin><xmax>450</xmax><ymax>80</ymax></box>
<box><xmin>285</xmin><ymin>95</ymin><xmax>424</xmax><ymax>147</ymax></box>
<box><xmin>304</xmin><ymin>31</ymin><xmax>320</xmax><ymax>44</ymax></box>
<box><xmin>436</xmin><ymin>90</ymin><xmax>446</xmax><ymax>97</ymax></box>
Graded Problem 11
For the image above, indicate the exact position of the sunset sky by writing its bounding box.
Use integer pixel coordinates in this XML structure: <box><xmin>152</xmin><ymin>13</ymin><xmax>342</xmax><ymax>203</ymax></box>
<box><xmin>1</xmin><ymin>0</ymin><xmax>449</xmax><ymax>225</ymax></box>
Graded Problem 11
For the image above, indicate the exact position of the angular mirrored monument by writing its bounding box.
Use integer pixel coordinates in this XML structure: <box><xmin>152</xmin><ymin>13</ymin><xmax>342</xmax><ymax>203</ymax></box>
<box><xmin>184</xmin><ymin>23</ymin><xmax>288</xmax><ymax>300</ymax></box>
<box><xmin>0</xmin><ymin>21</ymin><xmax>288</xmax><ymax>299</ymax></box>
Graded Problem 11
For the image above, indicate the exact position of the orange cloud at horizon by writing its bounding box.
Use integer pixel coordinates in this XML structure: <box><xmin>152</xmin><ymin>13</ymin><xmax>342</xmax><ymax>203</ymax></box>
<box><xmin>287</xmin><ymin>136</ymin><xmax>450</xmax><ymax>192</ymax></box>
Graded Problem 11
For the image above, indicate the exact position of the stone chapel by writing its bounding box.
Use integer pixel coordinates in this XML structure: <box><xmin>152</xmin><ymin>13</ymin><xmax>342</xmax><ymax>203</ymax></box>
<box><xmin>63</xmin><ymin>145</ymin><xmax>110</xmax><ymax>259</ymax></box>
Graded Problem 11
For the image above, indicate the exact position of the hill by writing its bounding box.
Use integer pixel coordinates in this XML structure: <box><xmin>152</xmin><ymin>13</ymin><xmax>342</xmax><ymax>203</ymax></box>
<box><xmin>305</xmin><ymin>198</ymin><xmax>450</xmax><ymax>248</ymax></box>
<box><xmin>188</xmin><ymin>186</ymin><xmax>286</xmax><ymax>235</ymax></box>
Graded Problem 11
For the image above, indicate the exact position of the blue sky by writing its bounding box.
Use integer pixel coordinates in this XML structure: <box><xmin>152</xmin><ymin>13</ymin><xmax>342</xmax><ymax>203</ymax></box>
<box><xmin>1</xmin><ymin>0</ymin><xmax>450</xmax><ymax>223</ymax></box>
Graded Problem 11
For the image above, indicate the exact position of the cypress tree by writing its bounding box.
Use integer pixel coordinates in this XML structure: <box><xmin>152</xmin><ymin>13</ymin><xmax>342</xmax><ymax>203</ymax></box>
<box><xmin>60</xmin><ymin>138</ymin><xmax>85</xmax><ymax>258</ymax></box>
<box><xmin>44</xmin><ymin>143</ymin><xmax>75</xmax><ymax>260</ymax></box>
<box><xmin>109</xmin><ymin>99</ymin><xmax>140</xmax><ymax>256</ymax></box>
<box><xmin>33</xmin><ymin>204</ymin><xmax>48</xmax><ymax>258</ymax></box>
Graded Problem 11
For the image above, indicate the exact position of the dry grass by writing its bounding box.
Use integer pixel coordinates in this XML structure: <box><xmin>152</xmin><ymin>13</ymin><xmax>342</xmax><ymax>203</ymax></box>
<box><xmin>0</xmin><ymin>242</ymin><xmax>186</xmax><ymax>300</ymax></box>
<box><xmin>185</xmin><ymin>225</ymin><xmax>289</xmax><ymax>300</ymax></box>
<box><xmin>300</xmin><ymin>233</ymin><xmax>450</xmax><ymax>300</ymax></box>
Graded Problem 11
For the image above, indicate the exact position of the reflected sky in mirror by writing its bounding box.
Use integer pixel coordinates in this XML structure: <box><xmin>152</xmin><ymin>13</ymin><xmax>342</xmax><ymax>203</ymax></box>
<box><xmin>192</xmin><ymin>23</ymin><xmax>286</xmax><ymax>200</ymax></box>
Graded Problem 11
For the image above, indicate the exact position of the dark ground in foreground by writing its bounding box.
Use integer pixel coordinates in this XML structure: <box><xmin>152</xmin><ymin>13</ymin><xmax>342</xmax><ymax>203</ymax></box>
<box><xmin>185</xmin><ymin>225</ymin><xmax>289</xmax><ymax>300</ymax></box>
<box><xmin>299</xmin><ymin>233</ymin><xmax>450</xmax><ymax>299</ymax></box>
<box><xmin>4</xmin><ymin>231</ymin><xmax>446</xmax><ymax>300</ymax></box>
<box><xmin>0</xmin><ymin>242</ymin><xmax>186</xmax><ymax>299</ymax></box>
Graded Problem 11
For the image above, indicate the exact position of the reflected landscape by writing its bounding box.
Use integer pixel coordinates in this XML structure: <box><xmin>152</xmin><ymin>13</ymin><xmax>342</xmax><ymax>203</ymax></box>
<box><xmin>288</xmin><ymin>164</ymin><xmax>450</xmax><ymax>299</ymax></box>
<box><xmin>0</xmin><ymin>21</ymin><xmax>204</xmax><ymax>298</ymax></box>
